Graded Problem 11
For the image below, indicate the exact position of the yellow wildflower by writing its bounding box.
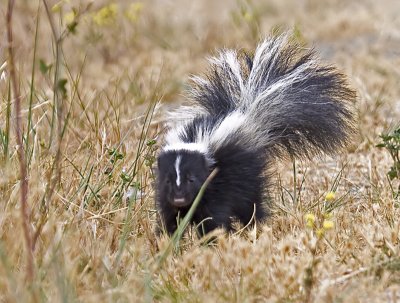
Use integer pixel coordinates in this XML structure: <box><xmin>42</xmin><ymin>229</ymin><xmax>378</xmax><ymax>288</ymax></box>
<box><xmin>125</xmin><ymin>2</ymin><xmax>143</xmax><ymax>23</ymax></box>
<box><xmin>92</xmin><ymin>3</ymin><xmax>118</xmax><ymax>26</ymax></box>
<box><xmin>323</xmin><ymin>220</ymin><xmax>334</xmax><ymax>230</ymax></box>
<box><xmin>305</xmin><ymin>221</ymin><xmax>314</xmax><ymax>228</ymax></box>
<box><xmin>305</xmin><ymin>213</ymin><xmax>315</xmax><ymax>223</ymax></box>
<box><xmin>305</xmin><ymin>213</ymin><xmax>315</xmax><ymax>228</ymax></box>
<box><xmin>64</xmin><ymin>11</ymin><xmax>76</xmax><ymax>24</ymax></box>
<box><xmin>325</xmin><ymin>191</ymin><xmax>335</xmax><ymax>202</ymax></box>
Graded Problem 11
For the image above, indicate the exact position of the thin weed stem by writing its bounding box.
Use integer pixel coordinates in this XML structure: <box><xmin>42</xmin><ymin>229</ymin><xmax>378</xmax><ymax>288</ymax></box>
<box><xmin>26</xmin><ymin>2</ymin><xmax>41</xmax><ymax>166</ymax></box>
<box><xmin>6</xmin><ymin>0</ymin><xmax>34</xmax><ymax>283</ymax></box>
<box><xmin>293</xmin><ymin>159</ymin><xmax>297</xmax><ymax>206</ymax></box>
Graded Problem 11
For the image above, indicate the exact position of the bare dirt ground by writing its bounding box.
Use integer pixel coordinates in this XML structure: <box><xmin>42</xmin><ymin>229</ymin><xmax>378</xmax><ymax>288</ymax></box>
<box><xmin>1</xmin><ymin>0</ymin><xmax>400</xmax><ymax>302</ymax></box>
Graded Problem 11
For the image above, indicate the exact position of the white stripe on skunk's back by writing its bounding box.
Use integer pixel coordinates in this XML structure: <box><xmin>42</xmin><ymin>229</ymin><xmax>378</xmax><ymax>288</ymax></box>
<box><xmin>163</xmin><ymin>110</ymin><xmax>247</xmax><ymax>154</ymax></box>
<box><xmin>209</xmin><ymin>111</ymin><xmax>247</xmax><ymax>147</ymax></box>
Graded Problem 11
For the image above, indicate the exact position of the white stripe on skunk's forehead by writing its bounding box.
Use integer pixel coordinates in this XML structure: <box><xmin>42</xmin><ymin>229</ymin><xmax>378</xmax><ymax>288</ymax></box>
<box><xmin>163</xmin><ymin>142</ymin><xmax>209</xmax><ymax>154</ymax></box>
<box><xmin>174</xmin><ymin>155</ymin><xmax>182</xmax><ymax>186</ymax></box>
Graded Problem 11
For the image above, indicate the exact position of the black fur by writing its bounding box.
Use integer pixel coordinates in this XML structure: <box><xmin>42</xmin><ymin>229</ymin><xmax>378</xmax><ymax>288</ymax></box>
<box><xmin>156</xmin><ymin>33</ymin><xmax>356</xmax><ymax>236</ymax></box>
<box><xmin>157</xmin><ymin>143</ymin><xmax>268</xmax><ymax>236</ymax></box>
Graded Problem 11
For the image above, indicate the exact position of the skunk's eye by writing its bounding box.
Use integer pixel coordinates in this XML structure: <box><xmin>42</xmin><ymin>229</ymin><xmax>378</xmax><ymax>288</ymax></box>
<box><xmin>166</xmin><ymin>179</ymin><xmax>171</xmax><ymax>184</ymax></box>
<box><xmin>187</xmin><ymin>176</ymin><xmax>195</xmax><ymax>183</ymax></box>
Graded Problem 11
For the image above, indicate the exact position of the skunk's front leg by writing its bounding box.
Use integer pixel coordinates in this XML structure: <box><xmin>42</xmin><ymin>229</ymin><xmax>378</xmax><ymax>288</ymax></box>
<box><xmin>158</xmin><ymin>208</ymin><xmax>179</xmax><ymax>236</ymax></box>
<box><xmin>194</xmin><ymin>205</ymin><xmax>233</xmax><ymax>236</ymax></box>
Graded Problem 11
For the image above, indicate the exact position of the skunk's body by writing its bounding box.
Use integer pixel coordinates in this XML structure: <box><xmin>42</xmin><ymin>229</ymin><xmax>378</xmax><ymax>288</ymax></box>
<box><xmin>156</xmin><ymin>33</ymin><xmax>356</xmax><ymax>236</ymax></box>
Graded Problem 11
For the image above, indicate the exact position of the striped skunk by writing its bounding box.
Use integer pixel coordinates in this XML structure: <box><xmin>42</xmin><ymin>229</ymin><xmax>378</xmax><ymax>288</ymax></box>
<box><xmin>156</xmin><ymin>33</ymin><xmax>356</xmax><ymax>236</ymax></box>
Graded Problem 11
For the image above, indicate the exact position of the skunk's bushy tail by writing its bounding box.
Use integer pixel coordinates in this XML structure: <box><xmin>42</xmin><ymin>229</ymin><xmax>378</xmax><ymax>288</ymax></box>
<box><xmin>179</xmin><ymin>33</ymin><xmax>356</xmax><ymax>160</ymax></box>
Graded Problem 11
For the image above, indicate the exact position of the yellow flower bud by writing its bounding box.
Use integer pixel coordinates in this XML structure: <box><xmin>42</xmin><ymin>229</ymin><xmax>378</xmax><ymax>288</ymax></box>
<box><xmin>305</xmin><ymin>213</ymin><xmax>315</xmax><ymax>223</ymax></box>
<box><xmin>64</xmin><ymin>11</ymin><xmax>75</xmax><ymax>24</ymax></box>
<box><xmin>125</xmin><ymin>2</ymin><xmax>144</xmax><ymax>23</ymax></box>
<box><xmin>323</xmin><ymin>220</ymin><xmax>334</xmax><ymax>230</ymax></box>
<box><xmin>92</xmin><ymin>3</ymin><xmax>118</xmax><ymax>26</ymax></box>
<box><xmin>305</xmin><ymin>213</ymin><xmax>315</xmax><ymax>229</ymax></box>
<box><xmin>325</xmin><ymin>191</ymin><xmax>335</xmax><ymax>202</ymax></box>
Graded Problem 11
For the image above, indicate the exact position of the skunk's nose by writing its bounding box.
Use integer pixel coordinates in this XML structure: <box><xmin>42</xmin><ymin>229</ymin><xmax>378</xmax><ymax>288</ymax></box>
<box><xmin>173</xmin><ymin>197</ymin><xmax>186</xmax><ymax>206</ymax></box>
<box><xmin>171</xmin><ymin>192</ymin><xmax>190</xmax><ymax>208</ymax></box>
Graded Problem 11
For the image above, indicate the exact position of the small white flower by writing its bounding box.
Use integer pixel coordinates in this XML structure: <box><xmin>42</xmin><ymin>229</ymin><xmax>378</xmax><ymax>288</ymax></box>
<box><xmin>125</xmin><ymin>187</ymin><xmax>143</xmax><ymax>202</ymax></box>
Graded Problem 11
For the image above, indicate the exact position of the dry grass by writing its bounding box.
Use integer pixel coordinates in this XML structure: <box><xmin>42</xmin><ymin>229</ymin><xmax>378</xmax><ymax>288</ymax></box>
<box><xmin>1</xmin><ymin>0</ymin><xmax>400</xmax><ymax>302</ymax></box>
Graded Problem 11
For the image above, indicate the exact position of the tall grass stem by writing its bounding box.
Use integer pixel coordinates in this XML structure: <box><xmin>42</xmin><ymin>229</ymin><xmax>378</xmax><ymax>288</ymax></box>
<box><xmin>6</xmin><ymin>0</ymin><xmax>34</xmax><ymax>283</ymax></box>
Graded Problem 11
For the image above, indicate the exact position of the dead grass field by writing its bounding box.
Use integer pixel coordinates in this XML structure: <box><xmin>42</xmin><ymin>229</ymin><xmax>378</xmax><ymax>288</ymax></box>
<box><xmin>1</xmin><ymin>0</ymin><xmax>400</xmax><ymax>302</ymax></box>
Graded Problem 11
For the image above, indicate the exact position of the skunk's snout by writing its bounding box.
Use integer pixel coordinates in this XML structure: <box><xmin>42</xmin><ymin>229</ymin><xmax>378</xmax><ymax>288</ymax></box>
<box><xmin>171</xmin><ymin>187</ymin><xmax>192</xmax><ymax>208</ymax></box>
<box><xmin>172</xmin><ymin>197</ymin><xmax>189</xmax><ymax>207</ymax></box>
<box><xmin>171</xmin><ymin>196</ymin><xmax>191</xmax><ymax>208</ymax></box>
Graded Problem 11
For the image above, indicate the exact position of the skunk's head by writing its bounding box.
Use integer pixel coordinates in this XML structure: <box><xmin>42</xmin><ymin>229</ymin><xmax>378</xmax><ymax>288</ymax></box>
<box><xmin>157</xmin><ymin>150</ymin><xmax>210</xmax><ymax>208</ymax></box>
